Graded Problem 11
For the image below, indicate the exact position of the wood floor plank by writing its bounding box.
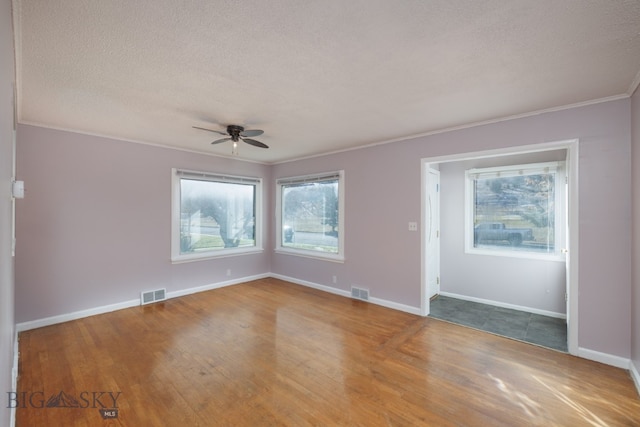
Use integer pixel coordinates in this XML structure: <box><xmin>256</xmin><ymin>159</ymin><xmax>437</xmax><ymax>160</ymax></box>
<box><xmin>16</xmin><ymin>278</ymin><xmax>640</xmax><ymax>426</ymax></box>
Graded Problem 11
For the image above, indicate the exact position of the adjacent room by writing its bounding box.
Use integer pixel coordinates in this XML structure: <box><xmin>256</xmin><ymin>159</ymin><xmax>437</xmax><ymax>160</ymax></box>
<box><xmin>427</xmin><ymin>147</ymin><xmax>571</xmax><ymax>352</ymax></box>
<box><xmin>1</xmin><ymin>1</ymin><xmax>640</xmax><ymax>426</ymax></box>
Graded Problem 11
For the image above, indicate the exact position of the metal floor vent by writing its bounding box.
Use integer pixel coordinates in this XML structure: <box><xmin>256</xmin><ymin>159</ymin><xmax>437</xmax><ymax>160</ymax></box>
<box><xmin>141</xmin><ymin>288</ymin><xmax>167</xmax><ymax>305</ymax></box>
<box><xmin>351</xmin><ymin>286</ymin><xmax>369</xmax><ymax>301</ymax></box>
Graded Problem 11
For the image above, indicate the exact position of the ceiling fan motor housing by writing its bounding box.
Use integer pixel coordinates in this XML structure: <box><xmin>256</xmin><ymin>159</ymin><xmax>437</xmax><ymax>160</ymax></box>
<box><xmin>227</xmin><ymin>125</ymin><xmax>244</xmax><ymax>141</ymax></box>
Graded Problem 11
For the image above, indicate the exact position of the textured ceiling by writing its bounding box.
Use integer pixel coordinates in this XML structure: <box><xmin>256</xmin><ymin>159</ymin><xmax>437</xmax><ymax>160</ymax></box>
<box><xmin>13</xmin><ymin>0</ymin><xmax>640</xmax><ymax>163</ymax></box>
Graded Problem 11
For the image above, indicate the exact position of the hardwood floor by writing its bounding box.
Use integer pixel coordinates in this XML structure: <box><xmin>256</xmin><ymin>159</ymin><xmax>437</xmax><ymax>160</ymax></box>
<box><xmin>16</xmin><ymin>278</ymin><xmax>640</xmax><ymax>426</ymax></box>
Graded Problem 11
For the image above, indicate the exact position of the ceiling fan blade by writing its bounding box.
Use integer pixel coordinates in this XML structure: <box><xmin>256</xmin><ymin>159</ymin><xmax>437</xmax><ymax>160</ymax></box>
<box><xmin>211</xmin><ymin>137</ymin><xmax>232</xmax><ymax>144</ymax></box>
<box><xmin>242</xmin><ymin>138</ymin><xmax>269</xmax><ymax>149</ymax></box>
<box><xmin>193</xmin><ymin>126</ymin><xmax>228</xmax><ymax>136</ymax></box>
<box><xmin>240</xmin><ymin>129</ymin><xmax>264</xmax><ymax>137</ymax></box>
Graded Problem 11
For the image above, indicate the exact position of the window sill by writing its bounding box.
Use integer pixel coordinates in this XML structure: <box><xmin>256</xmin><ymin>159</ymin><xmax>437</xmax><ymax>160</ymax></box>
<box><xmin>465</xmin><ymin>246</ymin><xmax>565</xmax><ymax>262</ymax></box>
<box><xmin>171</xmin><ymin>247</ymin><xmax>264</xmax><ymax>264</ymax></box>
<box><xmin>274</xmin><ymin>247</ymin><xmax>345</xmax><ymax>263</ymax></box>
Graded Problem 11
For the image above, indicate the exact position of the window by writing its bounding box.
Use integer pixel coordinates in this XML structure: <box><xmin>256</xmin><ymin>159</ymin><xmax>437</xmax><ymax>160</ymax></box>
<box><xmin>465</xmin><ymin>162</ymin><xmax>565</xmax><ymax>259</ymax></box>
<box><xmin>171</xmin><ymin>169</ymin><xmax>262</xmax><ymax>262</ymax></box>
<box><xmin>276</xmin><ymin>171</ymin><xmax>344</xmax><ymax>262</ymax></box>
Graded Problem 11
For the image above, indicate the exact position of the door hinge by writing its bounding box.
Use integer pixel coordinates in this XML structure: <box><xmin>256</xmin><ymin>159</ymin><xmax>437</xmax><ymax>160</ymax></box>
<box><xmin>565</xmin><ymin>293</ymin><xmax>568</xmax><ymax>302</ymax></box>
<box><xmin>437</xmin><ymin>276</ymin><xmax>440</xmax><ymax>285</ymax></box>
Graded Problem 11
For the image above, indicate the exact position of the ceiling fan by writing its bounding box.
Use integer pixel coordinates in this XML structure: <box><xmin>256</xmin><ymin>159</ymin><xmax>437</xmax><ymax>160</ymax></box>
<box><xmin>193</xmin><ymin>124</ymin><xmax>269</xmax><ymax>150</ymax></box>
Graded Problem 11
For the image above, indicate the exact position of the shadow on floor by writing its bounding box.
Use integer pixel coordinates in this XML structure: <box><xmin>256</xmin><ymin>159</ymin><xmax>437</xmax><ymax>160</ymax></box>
<box><xmin>429</xmin><ymin>295</ymin><xmax>567</xmax><ymax>352</ymax></box>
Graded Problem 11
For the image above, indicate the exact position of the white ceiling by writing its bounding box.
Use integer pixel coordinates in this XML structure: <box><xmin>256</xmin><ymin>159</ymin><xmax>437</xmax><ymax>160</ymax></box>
<box><xmin>13</xmin><ymin>0</ymin><xmax>640</xmax><ymax>164</ymax></box>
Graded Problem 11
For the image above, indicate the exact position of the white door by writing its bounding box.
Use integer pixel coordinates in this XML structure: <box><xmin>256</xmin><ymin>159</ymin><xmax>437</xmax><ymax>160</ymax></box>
<box><xmin>426</xmin><ymin>168</ymin><xmax>440</xmax><ymax>299</ymax></box>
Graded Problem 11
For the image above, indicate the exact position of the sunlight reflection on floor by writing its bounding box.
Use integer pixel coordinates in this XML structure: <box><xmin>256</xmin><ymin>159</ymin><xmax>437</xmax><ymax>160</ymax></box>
<box><xmin>488</xmin><ymin>373</ymin><xmax>543</xmax><ymax>420</ymax></box>
<box><xmin>531</xmin><ymin>375</ymin><xmax>609</xmax><ymax>427</ymax></box>
<box><xmin>489</xmin><ymin>371</ymin><xmax>612</xmax><ymax>427</ymax></box>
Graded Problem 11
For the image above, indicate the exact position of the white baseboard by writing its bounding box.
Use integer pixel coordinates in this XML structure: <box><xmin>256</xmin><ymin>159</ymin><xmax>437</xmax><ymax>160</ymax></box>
<box><xmin>577</xmin><ymin>347</ymin><xmax>630</xmax><ymax>370</ymax></box>
<box><xmin>627</xmin><ymin>359</ymin><xmax>640</xmax><ymax>396</ymax></box>
<box><xmin>16</xmin><ymin>298</ymin><xmax>140</xmax><ymax>332</ymax></box>
<box><xmin>15</xmin><ymin>273</ymin><xmax>271</xmax><ymax>332</ymax></box>
<box><xmin>369</xmin><ymin>296</ymin><xmax>421</xmax><ymax>316</ymax></box>
<box><xmin>167</xmin><ymin>273</ymin><xmax>270</xmax><ymax>299</ymax></box>
<box><xmin>269</xmin><ymin>273</ymin><xmax>351</xmax><ymax>298</ymax></box>
<box><xmin>270</xmin><ymin>273</ymin><xmax>422</xmax><ymax>316</ymax></box>
<box><xmin>438</xmin><ymin>291</ymin><xmax>566</xmax><ymax>319</ymax></box>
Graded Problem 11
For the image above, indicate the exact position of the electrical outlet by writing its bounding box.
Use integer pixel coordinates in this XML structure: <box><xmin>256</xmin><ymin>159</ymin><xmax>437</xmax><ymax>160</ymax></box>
<box><xmin>226</xmin><ymin>269</ymin><xmax>231</xmax><ymax>277</ymax></box>
<box><xmin>408</xmin><ymin>222</ymin><xmax>418</xmax><ymax>231</ymax></box>
<box><xmin>332</xmin><ymin>275</ymin><xmax>337</xmax><ymax>284</ymax></box>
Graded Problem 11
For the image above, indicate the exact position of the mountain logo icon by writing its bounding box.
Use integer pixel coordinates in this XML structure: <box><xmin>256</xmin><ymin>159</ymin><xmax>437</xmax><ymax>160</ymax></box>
<box><xmin>46</xmin><ymin>391</ymin><xmax>81</xmax><ymax>408</ymax></box>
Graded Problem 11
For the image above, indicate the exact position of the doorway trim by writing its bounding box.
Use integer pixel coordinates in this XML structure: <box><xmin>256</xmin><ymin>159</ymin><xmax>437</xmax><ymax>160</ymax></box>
<box><xmin>425</xmin><ymin>167</ymin><xmax>440</xmax><ymax>299</ymax></box>
<box><xmin>420</xmin><ymin>139</ymin><xmax>579</xmax><ymax>355</ymax></box>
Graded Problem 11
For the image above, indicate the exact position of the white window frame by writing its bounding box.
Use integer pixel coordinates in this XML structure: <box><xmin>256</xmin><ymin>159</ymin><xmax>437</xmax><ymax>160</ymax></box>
<box><xmin>171</xmin><ymin>168</ymin><xmax>263</xmax><ymax>263</ymax></box>
<box><xmin>275</xmin><ymin>171</ymin><xmax>345</xmax><ymax>262</ymax></box>
<box><xmin>465</xmin><ymin>161</ymin><xmax>566</xmax><ymax>261</ymax></box>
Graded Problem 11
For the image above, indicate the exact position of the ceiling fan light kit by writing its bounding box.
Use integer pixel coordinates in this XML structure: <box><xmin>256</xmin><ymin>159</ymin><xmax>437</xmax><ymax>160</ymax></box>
<box><xmin>193</xmin><ymin>124</ymin><xmax>268</xmax><ymax>155</ymax></box>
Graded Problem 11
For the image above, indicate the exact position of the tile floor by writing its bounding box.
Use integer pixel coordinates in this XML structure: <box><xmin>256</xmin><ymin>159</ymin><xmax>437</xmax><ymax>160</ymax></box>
<box><xmin>429</xmin><ymin>295</ymin><xmax>568</xmax><ymax>352</ymax></box>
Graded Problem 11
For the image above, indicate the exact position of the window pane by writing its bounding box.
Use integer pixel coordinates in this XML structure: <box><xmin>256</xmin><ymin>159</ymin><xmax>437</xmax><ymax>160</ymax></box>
<box><xmin>473</xmin><ymin>173</ymin><xmax>555</xmax><ymax>253</ymax></box>
<box><xmin>180</xmin><ymin>178</ymin><xmax>255</xmax><ymax>254</ymax></box>
<box><xmin>282</xmin><ymin>179</ymin><xmax>339</xmax><ymax>253</ymax></box>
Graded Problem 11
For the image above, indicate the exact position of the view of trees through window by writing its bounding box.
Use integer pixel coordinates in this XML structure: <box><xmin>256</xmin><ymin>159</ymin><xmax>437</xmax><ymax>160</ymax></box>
<box><xmin>180</xmin><ymin>178</ymin><xmax>256</xmax><ymax>253</ymax></box>
<box><xmin>282</xmin><ymin>179</ymin><xmax>339</xmax><ymax>253</ymax></box>
<box><xmin>472</xmin><ymin>171</ymin><xmax>557</xmax><ymax>253</ymax></box>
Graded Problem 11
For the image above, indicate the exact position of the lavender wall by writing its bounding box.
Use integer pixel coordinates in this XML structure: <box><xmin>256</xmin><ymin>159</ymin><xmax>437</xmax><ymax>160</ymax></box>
<box><xmin>0</xmin><ymin>0</ymin><xmax>15</xmax><ymax>425</ymax></box>
<box><xmin>272</xmin><ymin>99</ymin><xmax>632</xmax><ymax>358</ymax></box>
<box><xmin>14</xmin><ymin>98</ymin><xmax>634</xmax><ymax>361</ymax></box>
<box><xmin>272</xmin><ymin>145</ymin><xmax>423</xmax><ymax>304</ymax></box>
<box><xmin>439</xmin><ymin>150</ymin><xmax>567</xmax><ymax>315</ymax></box>
<box><xmin>15</xmin><ymin>125</ymin><xmax>271</xmax><ymax>323</ymax></box>
<box><xmin>632</xmin><ymin>88</ymin><xmax>640</xmax><ymax>376</ymax></box>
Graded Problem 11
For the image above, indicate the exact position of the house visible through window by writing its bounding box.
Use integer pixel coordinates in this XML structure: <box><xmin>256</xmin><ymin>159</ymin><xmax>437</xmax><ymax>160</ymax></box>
<box><xmin>276</xmin><ymin>171</ymin><xmax>344</xmax><ymax>261</ymax></box>
<box><xmin>466</xmin><ymin>162</ymin><xmax>565</xmax><ymax>259</ymax></box>
<box><xmin>171</xmin><ymin>169</ymin><xmax>262</xmax><ymax>262</ymax></box>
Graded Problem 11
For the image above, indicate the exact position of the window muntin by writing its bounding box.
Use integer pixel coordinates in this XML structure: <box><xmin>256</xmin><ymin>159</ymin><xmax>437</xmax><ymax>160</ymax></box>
<box><xmin>466</xmin><ymin>162</ymin><xmax>564</xmax><ymax>259</ymax></box>
<box><xmin>172</xmin><ymin>169</ymin><xmax>262</xmax><ymax>262</ymax></box>
<box><xmin>276</xmin><ymin>171</ymin><xmax>344</xmax><ymax>261</ymax></box>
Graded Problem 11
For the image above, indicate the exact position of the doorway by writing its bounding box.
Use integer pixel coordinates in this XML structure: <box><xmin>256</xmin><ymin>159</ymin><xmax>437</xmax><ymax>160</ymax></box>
<box><xmin>421</xmin><ymin>140</ymin><xmax>578</xmax><ymax>355</ymax></box>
